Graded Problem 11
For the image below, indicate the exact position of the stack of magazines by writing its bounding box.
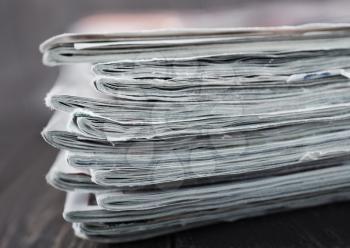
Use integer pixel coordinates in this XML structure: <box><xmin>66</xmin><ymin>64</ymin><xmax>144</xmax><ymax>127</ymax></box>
<box><xmin>40</xmin><ymin>23</ymin><xmax>350</xmax><ymax>243</ymax></box>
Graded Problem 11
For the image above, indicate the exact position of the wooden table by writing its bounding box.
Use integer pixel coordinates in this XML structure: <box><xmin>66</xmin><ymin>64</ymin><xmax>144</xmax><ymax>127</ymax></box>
<box><xmin>1</xmin><ymin>0</ymin><xmax>350</xmax><ymax>247</ymax></box>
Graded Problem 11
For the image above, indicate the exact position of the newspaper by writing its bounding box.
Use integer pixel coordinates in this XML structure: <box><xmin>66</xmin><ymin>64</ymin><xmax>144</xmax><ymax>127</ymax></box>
<box><xmin>46</xmin><ymin>151</ymin><xmax>111</xmax><ymax>192</ymax></box>
<box><xmin>40</xmin><ymin>23</ymin><xmax>350</xmax><ymax>242</ymax></box>
<box><xmin>42</xmin><ymin>66</ymin><xmax>350</xmax><ymax>188</ymax></box>
<box><xmin>64</xmin><ymin>163</ymin><xmax>350</xmax><ymax>242</ymax></box>
<box><xmin>40</xmin><ymin>24</ymin><xmax>350</xmax><ymax>65</ymax></box>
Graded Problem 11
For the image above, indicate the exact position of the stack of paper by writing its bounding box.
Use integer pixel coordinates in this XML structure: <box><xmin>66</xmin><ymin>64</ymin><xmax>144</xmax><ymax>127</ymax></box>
<box><xmin>41</xmin><ymin>24</ymin><xmax>350</xmax><ymax>243</ymax></box>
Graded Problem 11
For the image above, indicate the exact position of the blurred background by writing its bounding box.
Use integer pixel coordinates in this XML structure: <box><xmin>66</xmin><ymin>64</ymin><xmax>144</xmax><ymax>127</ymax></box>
<box><xmin>2</xmin><ymin>0</ymin><xmax>350</xmax><ymax>247</ymax></box>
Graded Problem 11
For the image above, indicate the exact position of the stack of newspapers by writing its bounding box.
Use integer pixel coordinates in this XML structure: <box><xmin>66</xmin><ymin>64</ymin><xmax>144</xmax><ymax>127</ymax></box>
<box><xmin>40</xmin><ymin>24</ymin><xmax>350</xmax><ymax>243</ymax></box>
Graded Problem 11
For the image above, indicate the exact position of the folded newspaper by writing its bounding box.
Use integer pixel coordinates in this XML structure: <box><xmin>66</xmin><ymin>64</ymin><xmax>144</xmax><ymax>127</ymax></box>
<box><xmin>41</xmin><ymin>23</ymin><xmax>350</xmax><ymax>243</ymax></box>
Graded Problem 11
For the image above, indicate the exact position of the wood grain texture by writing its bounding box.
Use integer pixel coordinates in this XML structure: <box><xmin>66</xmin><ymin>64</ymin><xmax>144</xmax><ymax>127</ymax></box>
<box><xmin>1</xmin><ymin>0</ymin><xmax>350</xmax><ymax>247</ymax></box>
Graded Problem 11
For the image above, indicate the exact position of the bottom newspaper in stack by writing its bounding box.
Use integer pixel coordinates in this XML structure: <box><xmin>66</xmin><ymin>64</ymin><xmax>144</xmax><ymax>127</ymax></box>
<box><xmin>54</xmin><ymin>154</ymin><xmax>350</xmax><ymax>243</ymax></box>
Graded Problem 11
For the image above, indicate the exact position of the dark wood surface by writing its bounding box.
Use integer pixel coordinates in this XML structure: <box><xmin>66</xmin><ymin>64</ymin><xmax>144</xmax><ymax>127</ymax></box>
<box><xmin>1</xmin><ymin>0</ymin><xmax>350</xmax><ymax>247</ymax></box>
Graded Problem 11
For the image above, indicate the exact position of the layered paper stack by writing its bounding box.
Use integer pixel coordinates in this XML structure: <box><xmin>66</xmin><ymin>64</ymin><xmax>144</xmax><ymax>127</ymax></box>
<box><xmin>41</xmin><ymin>23</ymin><xmax>350</xmax><ymax>243</ymax></box>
